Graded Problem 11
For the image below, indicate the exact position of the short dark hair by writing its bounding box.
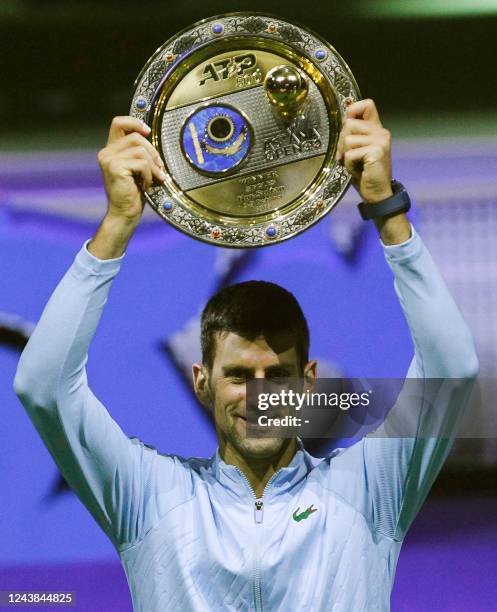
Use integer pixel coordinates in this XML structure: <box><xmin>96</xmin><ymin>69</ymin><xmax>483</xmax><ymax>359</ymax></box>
<box><xmin>200</xmin><ymin>280</ymin><xmax>310</xmax><ymax>371</ymax></box>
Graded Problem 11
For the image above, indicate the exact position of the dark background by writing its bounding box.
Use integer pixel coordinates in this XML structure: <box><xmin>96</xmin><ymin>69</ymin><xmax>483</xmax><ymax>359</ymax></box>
<box><xmin>2</xmin><ymin>0</ymin><xmax>495</xmax><ymax>132</ymax></box>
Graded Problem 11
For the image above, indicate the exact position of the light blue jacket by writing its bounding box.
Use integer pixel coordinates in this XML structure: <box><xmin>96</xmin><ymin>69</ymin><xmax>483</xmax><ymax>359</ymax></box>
<box><xmin>14</xmin><ymin>226</ymin><xmax>478</xmax><ymax>611</ymax></box>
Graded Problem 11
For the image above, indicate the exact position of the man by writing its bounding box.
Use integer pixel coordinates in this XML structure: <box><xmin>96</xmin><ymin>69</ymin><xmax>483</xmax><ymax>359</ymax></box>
<box><xmin>14</xmin><ymin>100</ymin><xmax>478</xmax><ymax>611</ymax></box>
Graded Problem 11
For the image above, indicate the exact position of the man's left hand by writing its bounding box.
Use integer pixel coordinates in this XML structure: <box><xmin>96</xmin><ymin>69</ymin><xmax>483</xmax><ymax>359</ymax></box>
<box><xmin>336</xmin><ymin>99</ymin><xmax>393</xmax><ymax>204</ymax></box>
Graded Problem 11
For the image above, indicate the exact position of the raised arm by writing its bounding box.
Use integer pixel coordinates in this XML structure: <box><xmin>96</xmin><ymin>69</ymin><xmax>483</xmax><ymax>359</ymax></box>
<box><xmin>13</xmin><ymin>117</ymin><xmax>179</xmax><ymax>551</ymax></box>
<box><xmin>362</xmin><ymin>227</ymin><xmax>478</xmax><ymax>541</ymax></box>
<box><xmin>329</xmin><ymin>100</ymin><xmax>478</xmax><ymax>541</ymax></box>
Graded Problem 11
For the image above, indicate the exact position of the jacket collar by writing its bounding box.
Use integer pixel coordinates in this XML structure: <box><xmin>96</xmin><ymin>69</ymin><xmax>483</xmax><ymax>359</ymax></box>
<box><xmin>210</xmin><ymin>437</ymin><xmax>317</xmax><ymax>499</ymax></box>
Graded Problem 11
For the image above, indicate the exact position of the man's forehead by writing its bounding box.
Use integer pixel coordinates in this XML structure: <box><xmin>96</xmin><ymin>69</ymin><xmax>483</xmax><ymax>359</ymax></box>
<box><xmin>213</xmin><ymin>330</ymin><xmax>298</xmax><ymax>361</ymax></box>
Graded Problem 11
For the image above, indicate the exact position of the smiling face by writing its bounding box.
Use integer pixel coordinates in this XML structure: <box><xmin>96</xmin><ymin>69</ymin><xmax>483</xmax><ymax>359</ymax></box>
<box><xmin>193</xmin><ymin>330</ymin><xmax>316</xmax><ymax>463</ymax></box>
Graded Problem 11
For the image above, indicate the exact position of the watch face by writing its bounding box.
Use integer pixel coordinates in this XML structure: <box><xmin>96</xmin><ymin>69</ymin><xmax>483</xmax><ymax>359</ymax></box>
<box><xmin>130</xmin><ymin>12</ymin><xmax>361</xmax><ymax>247</ymax></box>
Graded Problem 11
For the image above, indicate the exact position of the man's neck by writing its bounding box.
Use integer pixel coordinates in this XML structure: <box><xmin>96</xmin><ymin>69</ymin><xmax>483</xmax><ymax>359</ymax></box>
<box><xmin>220</xmin><ymin>439</ymin><xmax>298</xmax><ymax>498</ymax></box>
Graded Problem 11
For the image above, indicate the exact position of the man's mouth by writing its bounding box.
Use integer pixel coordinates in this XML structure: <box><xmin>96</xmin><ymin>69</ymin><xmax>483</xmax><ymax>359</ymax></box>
<box><xmin>233</xmin><ymin>413</ymin><xmax>284</xmax><ymax>430</ymax></box>
<box><xmin>233</xmin><ymin>409</ymin><xmax>290</xmax><ymax>425</ymax></box>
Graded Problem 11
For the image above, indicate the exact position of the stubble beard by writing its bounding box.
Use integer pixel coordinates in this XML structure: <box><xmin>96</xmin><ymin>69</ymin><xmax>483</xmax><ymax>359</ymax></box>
<box><xmin>209</xmin><ymin>384</ymin><xmax>287</xmax><ymax>461</ymax></box>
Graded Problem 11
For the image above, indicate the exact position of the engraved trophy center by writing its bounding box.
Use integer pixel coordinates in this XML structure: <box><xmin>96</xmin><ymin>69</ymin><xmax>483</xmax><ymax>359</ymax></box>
<box><xmin>180</xmin><ymin>104</ymin><xmax>253</xmax><ymax>176</ymax></box>
<box><xmin>130</xmin><ymin>13</ymin><xmax>360</xmax><ymax>247</ymax></box>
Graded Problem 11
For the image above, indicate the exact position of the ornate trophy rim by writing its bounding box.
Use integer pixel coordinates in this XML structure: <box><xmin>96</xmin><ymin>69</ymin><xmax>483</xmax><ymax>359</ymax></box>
<box><xmin>130</xmin><ymin>12</ymin><xmax>361</xmax><ymax>248</ymax></box>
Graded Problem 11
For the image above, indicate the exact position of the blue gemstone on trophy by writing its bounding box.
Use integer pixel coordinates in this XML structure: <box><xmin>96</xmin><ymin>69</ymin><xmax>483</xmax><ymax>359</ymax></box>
<box><xmin>135</xmin><ymin>96</ymin><xmax>147</xmax><ymax>110</ymax></box>
<box><xmin>162</xmin><ymin>201</ymin><xmax>173</xmax><ymax>212</ymax></box>
<box><xmin>266</xmin><ymin>226</ymin><xmax>277</xmax><ymax>237</ymax></box>
<box><xmin>315</xmin><ymin>49</ymin><xmax>327</xmax><ymax>61</ymax></box>
<box><xmin>212</xmin><ymin>23</ymin><xmax>224</xmax><ymax>35</ymax></box>
<box><xmin>181</xmin><ymin>104</ymin><xmax>252</xmax><ymax>175</ymax></box>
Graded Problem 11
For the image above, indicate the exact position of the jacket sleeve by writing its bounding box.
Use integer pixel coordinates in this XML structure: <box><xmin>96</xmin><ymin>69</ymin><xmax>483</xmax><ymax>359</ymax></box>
<box><xmin>361</xmin><ymin>225</ymin><xmax>479</xmax><ymax>541</ymax></box>
<box><xmin>13</xmin><ymin>242</ymin><xmax>185</xmax><ymax>551</ymax></box>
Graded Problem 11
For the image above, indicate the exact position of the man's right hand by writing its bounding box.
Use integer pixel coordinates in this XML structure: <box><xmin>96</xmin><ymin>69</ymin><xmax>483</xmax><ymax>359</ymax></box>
<box><xmin>88</xmin><ymin>116</ymin><xmax>166</xmax><ymax>260</ymax></box>
<box><xmin>98</xmin><ymin>116</ymin><xmax>166</xmax><ymax>224</ymax></box>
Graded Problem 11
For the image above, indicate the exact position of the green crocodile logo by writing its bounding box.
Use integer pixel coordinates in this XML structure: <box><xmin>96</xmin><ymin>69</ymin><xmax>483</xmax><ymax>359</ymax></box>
<box><xmin>292</xmin><ymin>504</ymin><xmax>318</xmax><ymax>522</ymax></box>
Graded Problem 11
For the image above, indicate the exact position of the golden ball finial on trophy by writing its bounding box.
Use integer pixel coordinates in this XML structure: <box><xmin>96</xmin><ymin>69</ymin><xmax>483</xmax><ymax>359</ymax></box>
<box><xmin>264</xmin><ymin>65</ymin><xmax>309</xmax><ymax>122</ymax></box>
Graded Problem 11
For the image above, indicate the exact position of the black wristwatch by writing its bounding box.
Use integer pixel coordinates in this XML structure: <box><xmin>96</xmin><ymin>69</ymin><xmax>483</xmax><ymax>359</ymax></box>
<box><xmin>357</xmin><ymin>180</ymin><xmax>411</xmax><ymax>220</ymax></box>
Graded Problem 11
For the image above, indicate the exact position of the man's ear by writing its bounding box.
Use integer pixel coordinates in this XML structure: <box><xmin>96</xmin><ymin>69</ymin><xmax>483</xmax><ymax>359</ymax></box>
<box><xmin>192</xmin><ymin>363</ymin><xmax>212</xmax><ymax>409</ymax></box>
<box><xmin>303</xmin><ymin>359</ymin><xmax>317</xmax><ymax>392</ymax></box>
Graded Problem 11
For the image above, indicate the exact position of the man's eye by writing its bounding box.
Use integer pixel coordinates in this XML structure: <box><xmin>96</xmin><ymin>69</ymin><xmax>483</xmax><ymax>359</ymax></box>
<box><xmin>230</xmin><ymin>375</ymin><xmax>248</xmax><ymax>383</ymax></box>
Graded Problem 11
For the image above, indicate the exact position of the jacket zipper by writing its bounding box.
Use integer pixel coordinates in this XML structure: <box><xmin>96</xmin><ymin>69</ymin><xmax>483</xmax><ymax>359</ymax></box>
<box><xmin>234</xmin><ymin>468</ymin><xmax>279</xmax><ymax>612</ymax></box>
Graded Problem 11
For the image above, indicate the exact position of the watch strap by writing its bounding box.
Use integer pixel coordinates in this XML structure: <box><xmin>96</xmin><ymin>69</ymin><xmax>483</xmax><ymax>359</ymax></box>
<box><xmin>357</xmin><ymin>180</ymin><xmax>411</xmax><ymax>220</ymax></box>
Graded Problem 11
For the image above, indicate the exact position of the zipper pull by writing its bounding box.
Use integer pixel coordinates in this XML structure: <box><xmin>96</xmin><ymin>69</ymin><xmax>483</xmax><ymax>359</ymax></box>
<box><xmin>254</xmin><ymin>499</ymin><xmax>264</xmax><ymax>524</ymax></box>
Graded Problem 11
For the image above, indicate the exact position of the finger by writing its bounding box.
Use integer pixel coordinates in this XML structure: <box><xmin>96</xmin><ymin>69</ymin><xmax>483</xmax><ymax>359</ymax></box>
<box><xmin>119</xmin><ymin>146</ymin><xmax>167</xmax><ymax>183</ymax></box>
<box><xmin>111</xmin><ymin>136</ymin><xmax>165</xmax><ymax>171</ymax></box>
<box><xmin>343</xmin><ymin>145</ymin><xmax>383</xmax><ymax>174</ymax></box>
<box><xmin>339</xmin><ymin>128</ymin><xmax>390</xmax><ymax>159</ymax></box>
<box><xmin>99</xmin><ymin>142</ymin><xmax>165</xmax><ymax>182</ymax></box>
<box><xmin>107</xmin><ymin>116</ymin><xmax>151</xmax><ymax>145</ymax></box>
<box><xmin>111</xmin><ymin>157</ymin><xmax>154</xmax><ymax>191</ymax></box>
<box><xmin>342</xmin><ymin>118</ymin><xmax>375</xmax><ymax>136</ymax></box>
<box><xmin>336</xmin><ymin>120</ymin><xmax>373</xmax><ymax>160</ymax></box>
<box><xmin>345</xmin><ymin>99</ymin><xmax>381</xmax><ymax>125</ymax></box>
<box><xmin>342</xmin><ymin>134</ymin><xmax>375</xmax><ymax>151</ymax></box>
<box><xmin>113</xmin><ymin>141</ymin><xmax>163</xmax><ymax>172</ymax></box>
<box><xmin>109</xmin><ymin>133</ymin><xmax>164</xmax><ymax>166</ymax></box>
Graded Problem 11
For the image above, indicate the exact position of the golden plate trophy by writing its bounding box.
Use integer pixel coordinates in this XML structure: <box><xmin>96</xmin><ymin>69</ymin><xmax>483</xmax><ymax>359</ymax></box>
<box><xmin>130</xmin><ymin>12</ymin><xmax>360</xmax><ymax>247</ymax></box>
